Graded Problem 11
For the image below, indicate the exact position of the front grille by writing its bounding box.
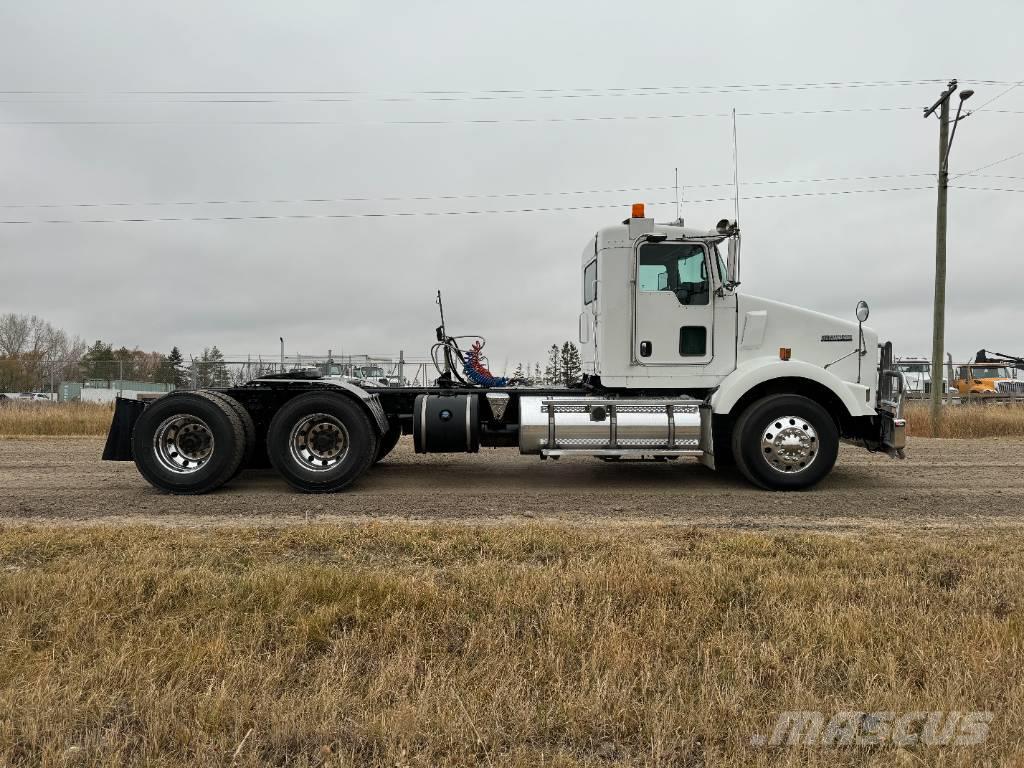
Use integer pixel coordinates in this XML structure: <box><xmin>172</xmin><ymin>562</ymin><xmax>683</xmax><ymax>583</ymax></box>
<box><xmin>996</xmin><ymin>381</ymin><xmax>1024</xmax><ymax>395</ymax></box>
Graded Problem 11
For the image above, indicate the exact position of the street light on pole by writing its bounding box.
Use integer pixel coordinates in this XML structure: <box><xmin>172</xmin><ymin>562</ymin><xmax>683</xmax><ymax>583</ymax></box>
<box><xmin>923</xmin><ymin>80</ymin><xmax>973</xmax><ymax>430</ymax></box>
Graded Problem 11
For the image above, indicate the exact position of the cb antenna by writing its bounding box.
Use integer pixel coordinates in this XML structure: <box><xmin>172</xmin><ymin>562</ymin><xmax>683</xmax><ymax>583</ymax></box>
<box><xmin>435</xmin><ymin>290</ymin><xmax>447</xmax><ymax>338</ymax></box>
<box><xmin>674</xmin><ymin>166</ymin><xmax>679</xmax><ymax>222</ymax></box>
<box><xmin>731</xmin><ymin>108</ymin><xmax>741</xmax><ymax>224</ymax></box>
<box><xmin>435</xmin><ymin>290</ymin><xmax>450</xmax><ymax>374</ymax></box>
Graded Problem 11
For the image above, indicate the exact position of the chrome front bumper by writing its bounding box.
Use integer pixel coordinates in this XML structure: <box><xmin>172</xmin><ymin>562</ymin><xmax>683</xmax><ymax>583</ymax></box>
<box><xmin>876</xmin><ymin>341</ymin><xmax>906</xmax><ymax>457</ymax></box>
<box><xmin>879</xmin><ymin>413</ymin><xmax>906</xmax><ymax>456</ymax></box>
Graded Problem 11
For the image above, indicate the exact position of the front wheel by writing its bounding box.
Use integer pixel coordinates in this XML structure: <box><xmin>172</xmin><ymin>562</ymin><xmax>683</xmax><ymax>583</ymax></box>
<box><xmin>267</xmin><ymin>392</ymin><xmax>378</xmax><ymax>493</ymax></box>
<box><xmin>730</xmin><ymin>394</ymin><xmax>839</xmax><ymax>490</ymax></box>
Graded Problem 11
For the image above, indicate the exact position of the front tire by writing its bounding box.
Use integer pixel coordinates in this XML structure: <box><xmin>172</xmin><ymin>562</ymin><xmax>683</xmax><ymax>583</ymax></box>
<box><xmin>730</xmin><ymin>394</ymin><xmax>838</xmax><ymax>490</ymax></box>
<box><xmin>267</xmin><ymin>392</ymin><xmax>378</xmax><ymax>493</ymax></box>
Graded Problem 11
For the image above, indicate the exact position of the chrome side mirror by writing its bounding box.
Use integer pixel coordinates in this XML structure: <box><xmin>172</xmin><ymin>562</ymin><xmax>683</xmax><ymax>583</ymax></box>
<box><xmin>855</xmin><ymin>300</ymin><xmax>870</xmax><ymax>383</ymax></box>
<box><xmin>856</xmin><ymin>300</ymin><xmax>870</xmax><ymax>323</ymax></box>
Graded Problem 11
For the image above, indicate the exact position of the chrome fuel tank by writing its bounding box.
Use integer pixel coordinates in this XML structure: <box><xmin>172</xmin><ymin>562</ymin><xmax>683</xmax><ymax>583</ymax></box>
<box><xmin>518</xmin><ymin>395</ymin><xmax>703</xmax><ymax>455</ymax></box>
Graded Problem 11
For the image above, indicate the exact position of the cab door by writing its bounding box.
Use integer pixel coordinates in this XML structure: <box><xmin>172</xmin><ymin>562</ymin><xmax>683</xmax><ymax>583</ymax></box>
<box><xmin>633</xmin><ymin>241</ymin><xmax>714</xmax><ymax>366</ymax></box>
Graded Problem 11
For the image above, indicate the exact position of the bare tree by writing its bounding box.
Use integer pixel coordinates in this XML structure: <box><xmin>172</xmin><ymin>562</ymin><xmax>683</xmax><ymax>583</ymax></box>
<box><xmin>0</xmin><ymin>313</ymin><xmax>85</xmax><ymax>392</ymax></box>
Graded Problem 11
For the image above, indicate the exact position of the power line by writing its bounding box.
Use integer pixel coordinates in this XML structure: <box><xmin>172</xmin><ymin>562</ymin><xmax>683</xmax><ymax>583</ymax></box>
<box><xmin>0</xmin><ymin>79</ymin><xmax>960</xmax><ymax>100</ymax></box>
<box><xmin>968</xmin><ymin>79</ymin><xmax>1024</xmax><ymax>114</ymax></box>
<box><xmin>951</xmin><ymin>149</ymin><xmax>1024</xmax><ymax>179</ymax></box>
<box><xmin>952</xmin><ymin>185</ymin><xmax>1024</xmax><ymax>193</ymax></box>
<box><xmin>0</xmin><ymin>186</ymin><xmax>934</xmax><ymax>225</ymax></box>
<box><xmin>0</xmin><ymin>172</ymin><xmax>934</xmax><ymax>210</ymax></box>
<box><xmin>0</xmin><ymin>106</ymin><xmax>926</xmax><ymax>126</ymax></box>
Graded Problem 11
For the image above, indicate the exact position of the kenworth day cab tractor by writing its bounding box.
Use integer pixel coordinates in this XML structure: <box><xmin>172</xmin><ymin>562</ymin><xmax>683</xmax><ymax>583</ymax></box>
<box><xmin>103</xmin><ymin>204</ymin><xmax>906</xmax><ymax>492</ymax></box>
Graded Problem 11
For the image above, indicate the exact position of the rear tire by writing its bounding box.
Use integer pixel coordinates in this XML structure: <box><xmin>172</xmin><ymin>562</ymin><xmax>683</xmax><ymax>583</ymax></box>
<box><xmin>267</xmin><ymin>392</ymin><xmax>378</xmax><ymax>493</ymax></box>
<box><xmin>205</xmin><ymin>391</ymin><xmax>255</xmax><ymax>477</ymax></box>
<box><xmin>132</xmin><ymin>391</ymin><xmax>245</xmax><ymax>494</ymax></box>
<box><xmin>730</xmin><ymin>394</ymin><xmax>838</xmax><ymax>491</ymax></box>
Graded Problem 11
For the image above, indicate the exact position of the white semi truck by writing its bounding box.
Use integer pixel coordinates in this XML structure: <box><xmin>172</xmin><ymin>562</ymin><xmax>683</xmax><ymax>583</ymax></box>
<box><xmin>103</xmin><ymin>204</ymin><xmax>906</xmax><ymax>493</ymax></box>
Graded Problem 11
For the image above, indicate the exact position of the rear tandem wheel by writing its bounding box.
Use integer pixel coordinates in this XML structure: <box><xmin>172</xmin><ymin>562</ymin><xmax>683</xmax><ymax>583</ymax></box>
<box><xmin>266</xmin><ymin>392</ymin><xmax>379</xmax><ymax>493</ymax></box>
<box><xmin>131</xmin><ymin>391</ymin><xmax>246</xmax><ymax>494</ymax></box>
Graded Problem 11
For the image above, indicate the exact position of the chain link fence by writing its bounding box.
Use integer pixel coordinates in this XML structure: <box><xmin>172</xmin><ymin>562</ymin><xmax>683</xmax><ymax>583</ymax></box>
<box><xmin>1</xmin><ymin>353</ymin><xmax>442</xmax><ymax>402</ymax></box>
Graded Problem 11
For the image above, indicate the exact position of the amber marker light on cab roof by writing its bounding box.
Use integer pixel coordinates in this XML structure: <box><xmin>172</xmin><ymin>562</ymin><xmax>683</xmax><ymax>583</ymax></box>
<box><xmin>780</xmin><ymin>347</ymin><xmax>792</xmax><ymax>361</ymax></box>
<box><xmin>631</xmin><ymin>203</ymin><xmax>645</xmax><ymax>218</ymax></box>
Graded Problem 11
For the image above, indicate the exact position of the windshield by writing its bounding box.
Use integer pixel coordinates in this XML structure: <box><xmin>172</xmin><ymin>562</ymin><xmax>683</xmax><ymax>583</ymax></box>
<box><xmin>970</xmin><ymin>366</ymin><xmax>1010</xmax><ymax>379</ymax></box>
<box><xmin>360</xmin><ymin>366</ymin><xmax>385</xmax><ymax>377</ymax></box>
<box><xmin>898</xmin><ymin>363</ymin><xmax>930</xmax><ymax>373</ymax></box>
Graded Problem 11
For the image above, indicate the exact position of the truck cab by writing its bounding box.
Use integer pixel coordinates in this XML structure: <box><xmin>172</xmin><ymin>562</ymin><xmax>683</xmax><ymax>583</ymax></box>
<box><xmin>580</xmin><ymin>207</ymin><xmax>881</xmax><ymax>406</ymax></box>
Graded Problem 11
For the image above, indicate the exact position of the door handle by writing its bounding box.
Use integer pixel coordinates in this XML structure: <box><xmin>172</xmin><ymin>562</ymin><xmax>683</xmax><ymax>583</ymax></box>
<box><xmin>640</xmin><ymin>341</ymin><xmax>652</xmax><ymax>357</ymax></box>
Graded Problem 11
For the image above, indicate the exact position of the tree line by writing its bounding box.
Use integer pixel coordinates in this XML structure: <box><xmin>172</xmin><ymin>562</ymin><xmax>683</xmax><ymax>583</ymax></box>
<box><xmin>511</xmin><ymin>342</ymin><xmax>583</xmax><ymax>386</ymax></box>
<box><xmin>1</xmin><ymin>311</ymin><xmax>588</xmax><ymax>393</ymax></box>
<box><xmin>0</xmin><ymin>312</ymin><xmax>231</xmax><ymax>392</ymax></box>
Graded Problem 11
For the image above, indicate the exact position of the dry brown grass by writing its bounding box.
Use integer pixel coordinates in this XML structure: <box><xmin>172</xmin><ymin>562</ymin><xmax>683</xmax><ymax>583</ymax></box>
<box><xmin>903</xmin><ymin>400</ymin><xmax>1024</xmax><ymax>438</ymax></box>
<box><xmin>0</xmin><ymin>401</ymin><xmax>113</xmax><ymax>437</ymax></box>
<box><xmin>0</xmin><ymin>522</ymin><xmax>1021</xmax><ymax>767</ymax></box>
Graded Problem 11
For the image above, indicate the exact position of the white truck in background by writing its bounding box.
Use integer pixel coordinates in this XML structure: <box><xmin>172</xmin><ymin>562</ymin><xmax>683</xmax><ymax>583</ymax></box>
<box><xmin>895</xmin><ymin>357</ymin><xmax>949</xmax><ymax>397</ymax></box>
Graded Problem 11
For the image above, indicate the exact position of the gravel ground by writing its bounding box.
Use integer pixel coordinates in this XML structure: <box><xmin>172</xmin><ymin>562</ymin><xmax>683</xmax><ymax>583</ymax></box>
<box><xmin>2</xmin><ymin>436</ymin><xmax>1023</xmax><ymax>532</ymax></box>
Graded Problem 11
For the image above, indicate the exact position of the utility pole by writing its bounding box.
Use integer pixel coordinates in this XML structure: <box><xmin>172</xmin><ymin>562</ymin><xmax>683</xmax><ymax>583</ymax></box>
<box><xmin>923</xmin><ymin>79</ymin><xmax>973</xmax><ymax>428</ymax></box>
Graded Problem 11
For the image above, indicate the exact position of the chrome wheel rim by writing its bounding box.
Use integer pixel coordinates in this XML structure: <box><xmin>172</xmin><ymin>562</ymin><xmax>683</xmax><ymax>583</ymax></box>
<box><xmin>289</xmin><ymin>413</ymin><xmax>349</xmax><ymax>471</ymax></box>
<box><xmin>760</xmin><ymin>415</ymin><xmax>818</xmax><ymax>474</ymax></box>
<box><xmin>153</xmin><ymin>415</ymin><xmax>215</xmax><ymax>474</ymax></box>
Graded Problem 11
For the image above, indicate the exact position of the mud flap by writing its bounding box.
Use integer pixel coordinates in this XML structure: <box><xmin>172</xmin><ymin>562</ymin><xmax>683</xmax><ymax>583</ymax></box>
<box><xmin>101</xmin><ymin>397</ymin><xmax>148</xmax><ymax>461</ymax></box>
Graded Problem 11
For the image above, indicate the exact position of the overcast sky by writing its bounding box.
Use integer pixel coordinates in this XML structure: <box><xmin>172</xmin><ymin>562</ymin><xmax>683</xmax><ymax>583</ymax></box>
<box><xmin>1</xmin><ymin>1</ymin><xmax>1021</xmax><ymax>371</ymax></box>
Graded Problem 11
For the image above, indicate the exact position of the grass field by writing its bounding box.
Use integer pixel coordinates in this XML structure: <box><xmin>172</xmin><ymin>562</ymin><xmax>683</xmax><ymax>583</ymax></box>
<box><xmin>0</xmin><ymin>401</ymin><xmax>113</xmax><ymax>437</ymax></box>
<box><xmin>0</xmin><ymin>523</ymin><xmax>1021</xmax><ymax>766</ymax></box>
<box><xmin>902</xmin><ymin>400</ymin><xmax>1024</xmax><ymax>438</ymax></box>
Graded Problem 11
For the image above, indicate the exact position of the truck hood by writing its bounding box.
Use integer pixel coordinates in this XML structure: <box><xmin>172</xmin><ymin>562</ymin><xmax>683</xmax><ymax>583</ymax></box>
<box><xmin>736</xmin><ymin>294</ymin><xmax>876</xmax><ymax>386</ymax></box>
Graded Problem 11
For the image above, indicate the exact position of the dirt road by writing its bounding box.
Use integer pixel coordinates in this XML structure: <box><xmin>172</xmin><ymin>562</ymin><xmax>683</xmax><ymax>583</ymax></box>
<box><xmin>2</xmin><ymin>436</ymin><xmax>1023</xmax><ymax>532</ymax></box>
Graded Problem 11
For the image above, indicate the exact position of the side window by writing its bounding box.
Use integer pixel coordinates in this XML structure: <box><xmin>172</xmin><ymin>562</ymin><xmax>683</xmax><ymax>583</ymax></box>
<box><xmin>637</xmin><ymin>243</ymin><xmax>709</xmax><ymax>305</ymax></box>
<box><xmin>583</xmin><ymin>259</ymin><xmax>597</xmax><ymax>305</ymax></box>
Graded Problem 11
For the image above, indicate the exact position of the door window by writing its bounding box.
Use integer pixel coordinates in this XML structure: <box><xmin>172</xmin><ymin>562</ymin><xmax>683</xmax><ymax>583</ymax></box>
<box><xmin>637</xmin><ymin>243</ymin><xmax>709</xmax><ymax>305</ymax></box>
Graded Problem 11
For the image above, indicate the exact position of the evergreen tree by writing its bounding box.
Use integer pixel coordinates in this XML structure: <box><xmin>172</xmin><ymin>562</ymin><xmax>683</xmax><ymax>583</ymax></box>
<box><xmin>533</xmin><ymin>362</ymin><xmax>542</xmax><ymax>383</ymax></box>
<box><xmin>560</xmin><ymin>341</ymin><xmax>582</xmax><ymax>386</ymax></box>
<box><xmin>192</xmin><ymin>348</ymin><xmax>211</xmax><ymax>388</ymax></box>
<box><xmin>112</xmin><ymin>346</ymin><xmax>141</xmax><ymax>381</ymax></box>
<box><xmin>544</xmin><ymin>344</ymin><xmax>561</xmax><ymax>385</ymax></box>
<box><xmin>79</xmin><ymin>340</ymin><xmax>114</xmax><ymax>386</ymax></box>
<box><xmin>207</xmin><ymin>346</ymin><xmax>230</xmax><ymax>387</ymax></box>
<box><xmin>512</xmin><ymin>362</ymin><xmax>525</xmax><ymax>381</ymax></box>
<box><xmin>165</xmin><ymin>346</ymin><xmax>186</xmax><ymax>388</ymax></box>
